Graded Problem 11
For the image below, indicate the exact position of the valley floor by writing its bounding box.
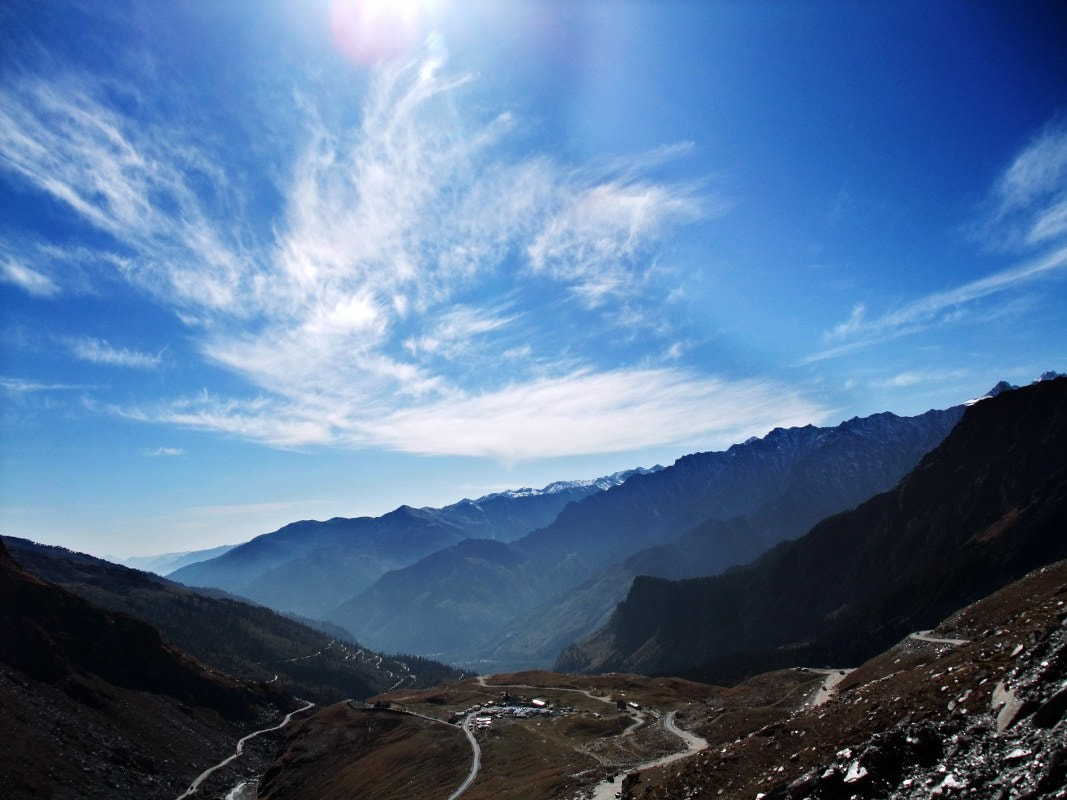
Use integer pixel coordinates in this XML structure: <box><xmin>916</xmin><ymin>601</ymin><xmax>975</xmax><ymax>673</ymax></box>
<box><xmin>254</xmin><ymin>559</ymin><xmax>1067</xmax><ymax>800</ymax></box>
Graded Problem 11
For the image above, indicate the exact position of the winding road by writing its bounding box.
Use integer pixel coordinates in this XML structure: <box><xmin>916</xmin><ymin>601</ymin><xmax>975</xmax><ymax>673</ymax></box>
<box><xmin>909</xmin><ymin>630</ymin><xmax>970</xmax><ymax>646</ymax></box>
<box><xmin>588</xmin><ymin>709</ymin><xmax>708</xmax><ymax>800</ymax></box>
<box><xmin>447</xmin><ymin>713</ymin><xmax>483</xmax><ymax>800</ymax></box>
<box><xmin>175</xmin><ymin>699</ymin><xmax>315</xmax><ymax>799</ymax></box>
<box><xmin>804</xmin><ymin>628</ymin><xmax>969</xmax><ymax>709</ymax></box>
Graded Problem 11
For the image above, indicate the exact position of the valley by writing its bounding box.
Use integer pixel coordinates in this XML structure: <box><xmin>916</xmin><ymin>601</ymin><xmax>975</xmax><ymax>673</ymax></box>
<box><xmin>254</xmin><ymin>557</ymin><xmax>1067</xmax><ymax>799</ymax></box>
<box><xmin>3</xmin><ymin>377</ymin><xmax>1065</xmax><ymax>799</ymax></box>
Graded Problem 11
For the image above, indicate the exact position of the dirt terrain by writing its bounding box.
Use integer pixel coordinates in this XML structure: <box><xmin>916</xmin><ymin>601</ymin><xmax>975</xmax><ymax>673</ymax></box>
<box><xmin>257</xmin><ymin>560</ymin><xmax>1067</xmax><ymax>800</ymax></box>
<box><xmin>630</xmin><ymin>559</ymin><xmax>1067</xmax><ymax>799</ymax></box>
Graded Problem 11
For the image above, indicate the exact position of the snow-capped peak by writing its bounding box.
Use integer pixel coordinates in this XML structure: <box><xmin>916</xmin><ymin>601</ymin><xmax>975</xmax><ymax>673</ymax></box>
<box><xmin>964</xmin><ymin>372</ymin><xmax>1063</xmax><ymax>406</ymax></box>
<box><xmin>474</xmin><ymin>466</ymin><xmax>663</xmax><ymax>503</ymax></box>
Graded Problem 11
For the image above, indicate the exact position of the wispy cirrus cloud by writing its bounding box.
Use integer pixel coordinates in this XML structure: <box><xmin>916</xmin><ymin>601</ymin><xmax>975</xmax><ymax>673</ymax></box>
<box><xmin>869</xmin><ymin>369</ymin><xmax>969</xmax><ymax>389</ymax></box>
<box><xmin>141</xmin><ymin>447</ymin><xmax>184</xmax><ymax>457</ymax></box>
<box><xmin>811</xmin><ymin>123</ymin><xmax>1067</xmax><ymax>364</ymax></box>
<box><xmin>67</xmin><ymin>337</ymin><xmax>163</xmax><ymax>369</ymax></box>
<box><xmin>812</xmin><ymin>244</ymin><xmax>1067</xmax><ymax>357</ymax></box>
<box><xmin>359</xmin><ymin>368</ymin><xmax>826</xmax><ymax>461</ymax></box>
<box><xmin>123</xmin><ymin>367</ymin><xmax>828</xmax><ymax>461</ymax></box>
<box><xmin>1</xmin><ymin>376</ymin><xmax>97</xmax><ymax>394</ymax></box>
<box><xmin>989</xmin><ymin>123</ymin><xmax>1067</xmax><ymax>249</ymax></box>
<box><xmin>1</xmin><ymin>259</ymin><xmax>58</xmax><ymax>297</ymax></box>
<box><xmin>403</xmin><ymin>305</ymin><xmax>517</xmax><ymax>359</ymax></box>
<box><xmin>526</xmin><ymin>180</ymin><xmax>702</xmax><ymax>309</ymax></box>
<box><xmin>2</xmin><ymin>42</ymin><xmax>820</xmax><ymax>459</ymax></box>
<box><xmin>0</xmin><ymin>75</ymin><xmax>254</xmax><ymax>312</ymax></box>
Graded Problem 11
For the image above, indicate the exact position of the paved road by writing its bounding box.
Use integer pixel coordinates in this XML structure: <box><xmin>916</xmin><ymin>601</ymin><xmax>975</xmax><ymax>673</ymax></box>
<box><xmin>447</xmin><ymin>713</ymin><xmax>482</xmax><ymax>800</ymax></box>
<box><xmin>805</xmin><ymin>629</ymin><xmax>968</xmax><ymax>709</ymax></box>
<box><xmin>175</xmin><ymin>699</ymin><xmax>315</xmax><ymax>799</ymax></box>
<box><xmin>647</xmin><ymin>711</ymin><xmax>708</xmax><ymax>769</ymax></box>
<box><xmin>359</xmin><ymin>700</ymin><xmax>481</xmax><ymax>800</ymax></box>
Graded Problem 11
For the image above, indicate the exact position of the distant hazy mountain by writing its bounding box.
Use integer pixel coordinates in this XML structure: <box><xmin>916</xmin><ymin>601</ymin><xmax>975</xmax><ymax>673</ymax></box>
<box><xmin>169</xmin><ymin>469</ymin><xmax>652</xmax><ymax>620</ymax></box>
<box><xmin>111</xmin><ymin>542</ymin><xmax>237</xmax><ymax>576</ymax></box>
<box><xmin>4</xmin><ymin>537</ymin><xmax>461</xmax><ymax>703</ymax></box>
<box><xmin>333</xmin><ymin>404</ymin><xmax>964</xmax><ymax>667</ymax></box>
<box><xmin>558</xmin><ymin>377</ymin><xmax>1067</xmax><ymax>682</ymax></box>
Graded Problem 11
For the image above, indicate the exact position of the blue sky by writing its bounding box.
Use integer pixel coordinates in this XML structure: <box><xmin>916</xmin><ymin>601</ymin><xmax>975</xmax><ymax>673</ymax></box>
<box><xmin>2</xmin><ymin>0</ymin><xmax>1066</xmax><ymax>557</ymax></box>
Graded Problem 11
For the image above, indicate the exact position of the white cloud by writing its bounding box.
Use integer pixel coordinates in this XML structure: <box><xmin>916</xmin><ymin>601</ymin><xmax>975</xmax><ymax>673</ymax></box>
<box><xmin>3</xmin><ymin>47</ymin><xmax>808</xmax><ymax>460</ymax></box>
<box><xmin>67</xmin><ymin>337</ymin><xmax>162</xmax><ymax>369</ymax></box>
<box><xmin>1</xmin><ymin>377</ymin><xmax>96</xmax><ymax>394</ymax></box>
<box><xmin>142</xmin><ymin>447</ymin><xmax>184</xmax><ymax>457</ymax></box>
<box><xmin>360</xmin><ymin>368</ymin><xmax>827</xmax><ymax>461</ymax></box>
<box><xmin>124</xmin><ymin>368</ymin><xmax>829</xmax><ymax>461</ymax></box>
<box><xmin>995</xmin><ymin>124</ymin><xmax>1067</xmax><ymax>215</ymax></box>
<box><xmin>812</xmin><ymin>122</ymin><xmax>1067</xmax><ymax>363</ymax></box>
<box><xmin>527</xmin><ymin>181</ymin><xmax>702</xmax><ymax>308</ymax></box>
<box><xmin>1</xmin><ymin>259</ymin><xmax>58</xmax><ymax>297</ymax></box>
<box><xmin>808</xmin><ymin>243</ymin><xmax>1067</xmax><ymax>363</ymax></box>
<box><xmin>825</xmin><ymin>303</ymin><xmax>866</xmax><ymax>341</ymax></box>
<box><xmin>978</xmin><ymin>122</ymin><xmax>1067</xmax><ymax>250</ymax></box>
<box><xmin>404</xmin><ymin>305</ymin><xmax>516</xmax><ymax>358</ymax></box>
<box><xmin>870</xmin><ymin>369</ymin><xmax>969</xmax><ymax>389</ymax></box>
<box><xmin>0</xmin><ymin>76</ymin><xmax>254</xmax><ymax>312</ymax></box>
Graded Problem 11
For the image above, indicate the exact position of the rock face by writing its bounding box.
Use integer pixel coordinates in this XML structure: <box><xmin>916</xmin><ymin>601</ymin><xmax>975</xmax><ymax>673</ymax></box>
<box><xmin>333</xmin><ymin>406</ymin><xmax>962</xmax><ymax>665</ymax></box>
<box><xmin>560</xmin><ymin>377</ymin><xmax>1067</xmax><ymax>681</ymax></box>
<box><xmin>0</xmin><ymin>537</ymin><xmax>296</xmax><ymax>799</ymax></box>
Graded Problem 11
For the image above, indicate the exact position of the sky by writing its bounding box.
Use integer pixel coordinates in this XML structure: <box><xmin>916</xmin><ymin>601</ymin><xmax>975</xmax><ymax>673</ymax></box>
<box><xmin>2</xmin><ymin>0</ymin><xmax>1066</xmax><ymax>558</ymax></box>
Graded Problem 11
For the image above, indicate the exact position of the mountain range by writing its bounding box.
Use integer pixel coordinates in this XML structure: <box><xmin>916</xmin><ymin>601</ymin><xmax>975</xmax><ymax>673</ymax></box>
<box><xmin>558</xmin><ymin>375</ymin><xmax>1067</xmax><ymax>682</ymax></box>
<box><xmin>169</xmin><ymin>469</ymin><xmax>654</xmax><ymax>621</ymax></box>
<box><xmin>168</xmin><ymin>406</ymin><xmax>966</xmax><ymax>670</ymax></box>
<box><xmin>328</xmin><ymin>405</ymin><xmax>964</xmax><ymax>667</ymax></box>
<box><xmin>112</xmin><ymin>543</ymin><xmax>238</xmax><ymax>576</ymax></box>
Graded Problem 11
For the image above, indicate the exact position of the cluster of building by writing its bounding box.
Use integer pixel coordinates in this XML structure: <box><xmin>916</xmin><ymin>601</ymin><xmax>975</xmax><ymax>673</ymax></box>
<box><xmin>448</xmin><ymin>691</ymin><xmax>575</xmax><ymax>727</ymax></box>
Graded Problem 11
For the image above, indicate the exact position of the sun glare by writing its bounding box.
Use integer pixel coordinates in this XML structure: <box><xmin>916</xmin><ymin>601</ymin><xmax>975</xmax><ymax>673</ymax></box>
<box><xmin>331</xmin><ymin>0</ymin><xmax>440</xmax><ymax>65</ymax></box>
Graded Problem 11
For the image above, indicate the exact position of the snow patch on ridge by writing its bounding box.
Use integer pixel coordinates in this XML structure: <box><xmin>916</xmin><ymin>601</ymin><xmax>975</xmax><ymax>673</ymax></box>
<box><xmin>474</xmin><ymin>466</ymin><xmax>663</xmax><ymax>502</ymax></box>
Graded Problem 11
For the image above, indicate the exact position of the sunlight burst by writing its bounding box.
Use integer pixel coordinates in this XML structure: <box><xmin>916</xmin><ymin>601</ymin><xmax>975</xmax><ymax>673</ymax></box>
<box><xmin>330</xmin><ymin>0</ymin><xmax>440</xmax><ymax>65</ymax></box>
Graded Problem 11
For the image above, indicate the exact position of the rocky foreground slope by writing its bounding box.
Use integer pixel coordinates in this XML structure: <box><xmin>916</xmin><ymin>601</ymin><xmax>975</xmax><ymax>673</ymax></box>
<box><xmin>631</xmin><ymin>558</ymin><xmax>1067</xmax><ymax>800</ymax></box>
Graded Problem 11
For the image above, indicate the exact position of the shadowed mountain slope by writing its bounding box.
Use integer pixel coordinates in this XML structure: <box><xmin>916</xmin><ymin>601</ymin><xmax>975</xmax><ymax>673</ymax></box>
<box><xmin>0</xmin><ymin>537</ymin><xmax>296</xmax><ymax>799</ymax></box>
<box><xmin>4</xmin><ymin>537</ymin><xmax>460</xmax><ymax>703</ymax></box>
<box><xmin>334</xmin><ymin>406</ymin><xmax>963</xmax><ymax>665</ymax></box>
<box><xmin>559</xmin><ymin>377</ymin><xmax>1067</xmax><ymax>682</ymax></box>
